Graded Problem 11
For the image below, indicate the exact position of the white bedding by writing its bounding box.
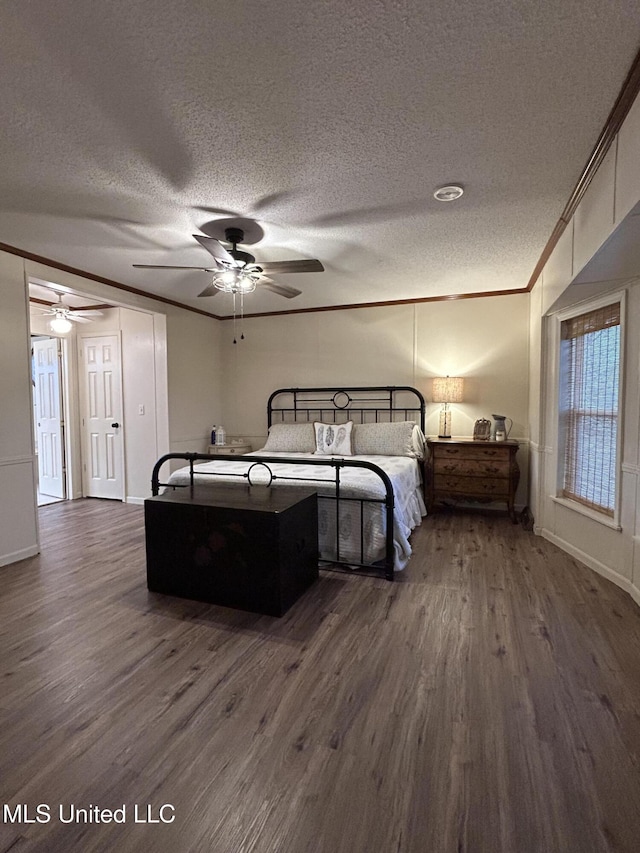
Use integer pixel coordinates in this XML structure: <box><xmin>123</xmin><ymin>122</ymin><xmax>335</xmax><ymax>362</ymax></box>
<box><xmin>165</xmin><ymin>451</ymin><xmax>426</xmax><ymax>571</ymax></box>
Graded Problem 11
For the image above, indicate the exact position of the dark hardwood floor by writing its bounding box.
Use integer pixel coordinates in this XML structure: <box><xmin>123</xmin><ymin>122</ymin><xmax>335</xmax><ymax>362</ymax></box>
<box><xmin>2</xmin><ymin>499</ymin><xmax>640</xmax><ymax>852</ymax></box>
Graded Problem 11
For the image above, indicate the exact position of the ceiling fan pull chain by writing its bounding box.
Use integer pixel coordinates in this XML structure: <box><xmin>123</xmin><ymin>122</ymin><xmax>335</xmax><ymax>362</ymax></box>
<box><xmin>240</xmin><ymin>292</ymin><xmax>245</xmax><ymax>341</ymax></box>
<box><xmin>232</xmin><ymin>292</ymin><xmax>237</xmax><ymax>344</ymax></box>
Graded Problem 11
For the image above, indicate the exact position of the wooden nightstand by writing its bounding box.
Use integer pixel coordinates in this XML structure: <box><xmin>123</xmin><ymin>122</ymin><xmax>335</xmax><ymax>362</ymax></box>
<box><xmin>208</xmin><ymin>442</ymin><xmax>252</xmax><ymax>455</ymax></box>
<box><xmin>425</xmin><ymin>437</ymin><xmax>520</xmax><ymax>522</ymax></box>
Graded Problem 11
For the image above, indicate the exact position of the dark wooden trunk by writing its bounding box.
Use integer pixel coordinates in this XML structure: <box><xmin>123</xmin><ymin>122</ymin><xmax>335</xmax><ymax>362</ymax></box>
<box><xmin>145</xmin><ymin>486</ymin><xmax>318</xmax><ymax>616</ymax></box>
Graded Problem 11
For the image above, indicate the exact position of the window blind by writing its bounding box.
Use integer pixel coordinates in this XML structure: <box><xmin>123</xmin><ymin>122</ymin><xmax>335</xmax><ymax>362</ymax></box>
<box><xmin>559</xmin><ymin>302</ymin><xmax>620</xmax><ymax>517</ymax></box>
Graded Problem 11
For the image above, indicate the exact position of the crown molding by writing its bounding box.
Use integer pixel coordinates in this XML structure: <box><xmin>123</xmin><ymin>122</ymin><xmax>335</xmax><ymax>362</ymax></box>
<box><xmin>0</xmin><ymin>241</ymin><xmax>222</xmax><ymax>321</ymax></box>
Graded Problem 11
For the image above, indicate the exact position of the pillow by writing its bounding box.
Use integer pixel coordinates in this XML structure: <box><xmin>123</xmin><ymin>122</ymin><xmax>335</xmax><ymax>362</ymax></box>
<box><xmin>411</xmin><ymin>424</ymin><xmax>426</xmax><ymax>458</ymax></box>
<box><xmin>353</xmin><ymin>421</ymin><xmax>422</xmax><ymax>457</ymax></box>
<box><xmin>262</xmin><ymin>422</ymin><xmax>316</xmax><ymax>453</ymax></box>
<box><xmin>314</xmin><ymin>421</ymin><xmax>354</xmax><ymax>456</ymax></box>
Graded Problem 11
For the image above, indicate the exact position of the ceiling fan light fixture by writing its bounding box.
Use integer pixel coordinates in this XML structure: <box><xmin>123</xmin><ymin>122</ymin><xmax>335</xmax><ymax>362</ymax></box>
<box><xmin>50</xmin><ymin>312</ymin><xmax>72</xmax><ymax>334</ymax></box>
<box><xmin>237</xmin><ymin>276</ymin><xmax>257</xmax><ymax>293</ymax></box>
<box><xmin>433</xmin><ymin>184</ymin><xmax>464</xmax><ymax>202</ymax></box>
<box><xmin>212</xmin><ymin>270</ymin><xmax>258</xmax><ymax>295</ymax></box>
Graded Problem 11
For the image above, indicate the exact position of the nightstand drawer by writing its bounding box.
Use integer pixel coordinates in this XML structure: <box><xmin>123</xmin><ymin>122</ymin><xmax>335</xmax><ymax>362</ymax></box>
<box><xmin>435</xmin><ymin>474</ymin><xmax>510</xmax><ymax>497</ymax></box>
<box><xmin>434</xmin><ymin>445</ymin><xmax>509</xmax><ymax>462</ymax></box>
<box><xmin>433</xmin><ymin>457</ymin><xmax>510</xmax><ymax>476</ymax></box>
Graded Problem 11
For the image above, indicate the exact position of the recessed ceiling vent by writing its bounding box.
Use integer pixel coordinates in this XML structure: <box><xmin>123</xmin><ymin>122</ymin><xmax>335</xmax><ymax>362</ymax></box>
<box><xmin>433</xmin><ymin>185</ymin><xmax>464</xmax><ymax>202</ymax></box>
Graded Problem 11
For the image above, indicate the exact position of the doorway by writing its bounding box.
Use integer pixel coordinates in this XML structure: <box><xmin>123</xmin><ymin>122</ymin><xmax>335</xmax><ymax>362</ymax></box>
<box><xmin>28</xmin><ymin>279</ymin><xmax>170</xmax><ymax>508</ymax></box>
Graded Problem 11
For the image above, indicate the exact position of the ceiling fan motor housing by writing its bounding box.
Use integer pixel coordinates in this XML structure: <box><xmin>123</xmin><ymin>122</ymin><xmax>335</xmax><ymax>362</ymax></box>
<box><xmin>224</xmin><ymin>227</ymin><xmax>245</xmax><ymax>244</ymax></box>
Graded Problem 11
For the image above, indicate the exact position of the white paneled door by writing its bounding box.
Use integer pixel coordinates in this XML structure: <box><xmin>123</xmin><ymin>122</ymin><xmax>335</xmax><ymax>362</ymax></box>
<box><xmin>80</xmin><ymin>335</ymin><xmax>124</xmax><ymax>500</ymax></box>
<box><xmin>33</xmin><ymin>338</ymin><xmax>65</xmax><ymax>499</ymax></box>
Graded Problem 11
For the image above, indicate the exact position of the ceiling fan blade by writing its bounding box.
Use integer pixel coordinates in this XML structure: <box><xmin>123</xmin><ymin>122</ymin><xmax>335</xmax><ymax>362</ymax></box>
<box><xmin>70</xmin><ymin>310</ymin><xmax>103</xmax><ymax>318</ymax></box>
<box><xmin>193</xmin><ymin>234</ymin><xmax>236</xmax><ymax>265</ymax></box>
<box><xmin>133</xmin><ymin>264</ymin><xmax>218</xmax><ymax>271</ymax></box>
<box><xmin>257</xmin><ymin>280</ymin><xmax>302</xmax><ymax>299</ymax></box>
<box><xmin>194</xmin><ymin>205</ymin><xmax>241</xmax><ymax>217</ymax></box>
<box><xmin>69</xmin><ymin>315</ymin><xmax>93</xmax><ymax>324</ymax></box>
<box><xmin>253</xmin><ymin>259</ymin><xmax>324</xmax><ymax>275</ymax></box>
<box><xmin>197</xmin><ymin>284</ymin><xmax>221</xmax><ymax>298</ymax></box>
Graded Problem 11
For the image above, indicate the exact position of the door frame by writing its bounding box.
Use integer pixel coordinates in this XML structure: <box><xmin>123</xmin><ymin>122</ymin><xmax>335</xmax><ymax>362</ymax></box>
<box><xmin>30</xmin><ymin>332</ymin><xmax>76</xmax><ymax>502</ymax></box>
<box><xmin>32</xmin><ymin>336</ymin><xmax>66</xmax><ymax>500</ymax></box>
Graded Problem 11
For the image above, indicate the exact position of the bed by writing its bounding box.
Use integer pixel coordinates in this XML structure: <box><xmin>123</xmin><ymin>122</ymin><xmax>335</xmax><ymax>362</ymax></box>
<box><xmin>151</xmin><ymin>386</ymin><xmax>427</xmax><ymax>580</ymax></box>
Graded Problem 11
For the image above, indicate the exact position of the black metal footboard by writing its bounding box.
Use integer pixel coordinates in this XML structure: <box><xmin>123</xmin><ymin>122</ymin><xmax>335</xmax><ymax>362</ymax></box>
<box><xmin>151</xmin><ymin>452</ymin><xmax>396</xmax><ymax>580</ymax></box>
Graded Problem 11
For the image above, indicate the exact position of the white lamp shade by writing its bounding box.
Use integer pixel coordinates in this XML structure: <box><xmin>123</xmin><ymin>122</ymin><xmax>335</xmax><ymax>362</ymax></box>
<box><xmin>50</xmin><ymin>315</ymin><xmax>72</xmax><ymax>334</ymax></box>
<box><xmin>432</xmin><ymin>376</ymin><xmax>464</xmax><ymax>403</ymax></box>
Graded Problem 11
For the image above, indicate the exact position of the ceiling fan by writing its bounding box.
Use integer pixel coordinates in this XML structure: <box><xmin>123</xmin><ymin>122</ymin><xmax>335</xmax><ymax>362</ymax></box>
<box><xmin>133</xmin><ymin>227</ymin><xmax>324</xmax><ymax>299</ymax></box>
<box><xmin>31</xmin><ymin>294</ymin><xmax>104</xmax><ymax>331</ymax></box>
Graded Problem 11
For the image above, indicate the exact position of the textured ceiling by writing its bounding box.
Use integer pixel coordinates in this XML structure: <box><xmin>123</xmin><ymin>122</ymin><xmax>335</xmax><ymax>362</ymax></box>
<box><xmin>1</xmin><ymin>0</ymin><xmax>639</xmax><ymax>318</ymax></box>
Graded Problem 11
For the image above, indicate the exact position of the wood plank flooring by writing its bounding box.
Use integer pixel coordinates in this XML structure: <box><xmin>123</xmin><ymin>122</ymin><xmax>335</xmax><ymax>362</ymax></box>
<box><xmin>2</xmin><ymin>499</ymin><xmax>640</xmax><ymax>852</ymax></box>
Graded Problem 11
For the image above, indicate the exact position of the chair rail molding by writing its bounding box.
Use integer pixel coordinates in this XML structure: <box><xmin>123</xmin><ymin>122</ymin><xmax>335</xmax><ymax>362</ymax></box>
<box><xmin>0</xmin><ymin>455</ymin><xmax>37</xmax><ymax>467</ymax></box>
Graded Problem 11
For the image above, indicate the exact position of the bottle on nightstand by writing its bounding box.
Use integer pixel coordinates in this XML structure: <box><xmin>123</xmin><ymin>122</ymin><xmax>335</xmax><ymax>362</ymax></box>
<box><xmin>210</xmin><ymin>425</ymin><xmax>217</xmax><ymax>444</ymax></box>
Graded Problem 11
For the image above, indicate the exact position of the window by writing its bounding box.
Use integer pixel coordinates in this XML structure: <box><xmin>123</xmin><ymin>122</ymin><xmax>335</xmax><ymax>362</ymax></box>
<box><xmin>558</xmin><ymin>300</ymin><xmax>621</xmax><ymax>517</ymax></box>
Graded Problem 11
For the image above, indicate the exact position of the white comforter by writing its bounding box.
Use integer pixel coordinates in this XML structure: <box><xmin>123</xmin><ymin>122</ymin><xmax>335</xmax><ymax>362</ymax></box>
<box><xmin>165</xmin><ymin>451</ymin><xmax>426</xmax><ymax>570</ymax></box>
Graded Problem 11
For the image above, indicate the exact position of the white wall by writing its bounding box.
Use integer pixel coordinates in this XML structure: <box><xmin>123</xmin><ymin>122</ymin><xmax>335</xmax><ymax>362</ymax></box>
<box><xmin>120</xmin><ymin>308</ymin><xmax>161</xmax><ymax>500</ymax></box>
<box><xmin>527</xmin><ymin>281</ymin><xmax>545</xmax><ymax>529</ymax></box>
<box><xmin>220</xmin><ymin>294</ymin><xmax>531</xmax><ymax>508</ymax></box>
<box><xmin>0</xmin><ymin>253</ymin><xmax>38</xmax><ymax>566</ymax></box>
<box><xmin>166</xmin><ymin>306</ymin><xmax>222</xmax><ymax>455</ymax></box>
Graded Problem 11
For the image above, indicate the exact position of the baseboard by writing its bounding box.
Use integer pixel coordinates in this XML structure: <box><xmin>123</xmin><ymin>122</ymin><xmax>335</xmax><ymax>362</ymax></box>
<box><xmin>126</xmin><ymin>496</ymin><xmax>145</xmax><ymax>506</ymax></box>
<box><xmin>541</xmin><ymin>528</ymin><xmax>639</xmax><ymax>604</ymax></box>
<box><xmin>435</xmin><ymin>501</ymin><xmax>526</xmax><ymax>515</ymax></box>
<box><xmin>0</xmin><ymin>544</ymin><xmax>40</xmax><ymax>567</ymax></box>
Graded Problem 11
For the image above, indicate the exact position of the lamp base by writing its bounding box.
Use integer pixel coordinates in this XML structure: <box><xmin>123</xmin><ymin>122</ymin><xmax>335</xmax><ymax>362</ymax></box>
<box><xmin>438</xmin><ymin>408</ymin><xmax>452</xmax><ymax>439</ymax></box>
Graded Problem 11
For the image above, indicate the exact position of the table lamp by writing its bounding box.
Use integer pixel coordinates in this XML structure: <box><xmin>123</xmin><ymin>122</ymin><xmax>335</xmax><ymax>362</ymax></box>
<box><xmin>432</xmin><ymin>376</ymin><xmax>464</xmax><ymax>438</ymax></box>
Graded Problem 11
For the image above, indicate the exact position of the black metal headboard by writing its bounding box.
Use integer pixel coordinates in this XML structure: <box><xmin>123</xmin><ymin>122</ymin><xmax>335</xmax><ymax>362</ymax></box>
<box><xmin>267</xmin><ymin>386</ymin><xmax>425</xmax><ymax>432</ymax></box>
